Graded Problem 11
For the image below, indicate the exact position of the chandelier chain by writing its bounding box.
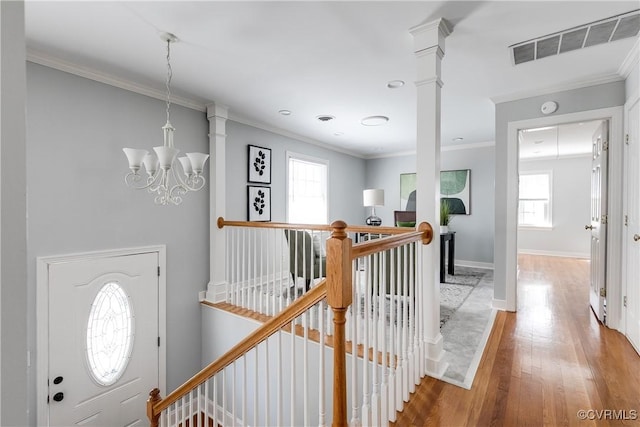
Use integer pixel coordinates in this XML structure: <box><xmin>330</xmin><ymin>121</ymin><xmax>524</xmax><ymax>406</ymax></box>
<box><xmin>165</xmin><ymin>39</ymin><xmax>172</xmax><ymax>124</ymax></box>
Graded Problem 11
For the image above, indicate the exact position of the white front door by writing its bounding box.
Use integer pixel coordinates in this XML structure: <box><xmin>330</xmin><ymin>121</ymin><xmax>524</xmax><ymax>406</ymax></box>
<box><xmin>589</xmin><ymin>121</ymin><xmax>608</xmax><ymax>323</ymax></box>
<box><xmin>625</xmin><ymin>99</ymin><xmax>640</xmax><ymax>354</ymax></box>
<box><xmin>47</xmin><ymin>252</ymin><xmax>159</xmax><ymax>426</ymax></box>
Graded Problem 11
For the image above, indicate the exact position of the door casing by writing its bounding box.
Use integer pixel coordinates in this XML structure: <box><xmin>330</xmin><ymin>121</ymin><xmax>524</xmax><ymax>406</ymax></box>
<box><xmin>36</xmin><ymin>245</ymin><xmax>167</xmax><ymax>427</ymax></box>
<box><xmin>504</xmin><ymin>107</ymin><xmax>624</xmax><ymax>329</ymax></box>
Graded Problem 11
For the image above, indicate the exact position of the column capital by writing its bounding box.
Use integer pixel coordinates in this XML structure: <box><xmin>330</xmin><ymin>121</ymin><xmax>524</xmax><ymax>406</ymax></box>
<box><xmin>206</xmin><ymin>103</ymin><xmax>229</xmax><ymax>120</ymax></box>
<box><xmin>409</xmin><ymin>18</ymin><xmax>452</xmax><ymax>54</ymax></box>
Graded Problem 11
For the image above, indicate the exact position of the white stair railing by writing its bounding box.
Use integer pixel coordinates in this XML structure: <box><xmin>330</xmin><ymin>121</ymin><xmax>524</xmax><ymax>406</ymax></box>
<box><xmin>148</xmin><ymin>219</ymin><xmax>433</xmax><ymax>427</ymax></box>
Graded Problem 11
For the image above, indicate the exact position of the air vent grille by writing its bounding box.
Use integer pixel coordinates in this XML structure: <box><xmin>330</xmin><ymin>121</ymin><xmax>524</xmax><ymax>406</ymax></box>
<box><xmin>511</xmin><ymin>9</ymin><xmax>639</xmax><ymax>65</ymax></box>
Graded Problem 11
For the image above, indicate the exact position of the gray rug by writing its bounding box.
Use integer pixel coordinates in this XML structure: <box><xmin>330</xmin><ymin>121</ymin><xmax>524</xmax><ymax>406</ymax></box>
<box><xmin>440</xmin><ymin>266</ymin><xmax>495</xmax><ymax>389</ymax></box>
<box><xmin>440</xmin><ymin>267</ymin><xmax>485</xmax><ymax>327</ymax></box>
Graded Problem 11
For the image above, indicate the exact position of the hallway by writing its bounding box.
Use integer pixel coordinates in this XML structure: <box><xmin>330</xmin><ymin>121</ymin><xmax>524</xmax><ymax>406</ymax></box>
<box><xmin>393</xmin><ymin>255</ymin><xmax>640</xmax><ymax>426</ymax></box>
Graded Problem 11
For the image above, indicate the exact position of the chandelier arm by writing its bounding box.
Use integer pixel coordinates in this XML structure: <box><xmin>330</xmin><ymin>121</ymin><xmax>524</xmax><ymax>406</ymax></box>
<box><xmin>169</xmin><ymin>162</ymin><xmax>206</xmax><ymax>192</ymax></box>
<box><xmin>125</xmin><ymin>171</ymin><xmax>162</xmax><ymax>191</ymax></box>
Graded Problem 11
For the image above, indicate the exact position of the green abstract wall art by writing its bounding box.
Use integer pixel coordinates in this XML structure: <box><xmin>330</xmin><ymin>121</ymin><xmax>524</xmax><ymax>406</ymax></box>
<box><xmin>400</xmin><ymin>170</ymin><xmax>471</xmax><ymax>215</ymax></box>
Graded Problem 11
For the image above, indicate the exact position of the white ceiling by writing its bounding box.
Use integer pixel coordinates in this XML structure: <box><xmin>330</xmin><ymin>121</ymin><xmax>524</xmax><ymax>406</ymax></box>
<box><xmin>24</xmin><ymin>1</ymin><xmax>639</xmax><ymax>158</ymax></box>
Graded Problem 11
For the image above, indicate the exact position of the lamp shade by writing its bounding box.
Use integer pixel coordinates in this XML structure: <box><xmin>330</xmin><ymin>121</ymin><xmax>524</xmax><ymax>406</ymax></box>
<box><xmin>363</xmin><ymin>189</ymin><xmax>384</xmax><ymax>207</ymax></box>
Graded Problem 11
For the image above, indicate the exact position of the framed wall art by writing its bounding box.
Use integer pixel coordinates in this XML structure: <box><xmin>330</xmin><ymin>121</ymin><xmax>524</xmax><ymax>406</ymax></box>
<box><xmin>248</xmin><ymin>185</ymin><xmax>271</xmax><ymax>222</ymax></box>
<box><xmin>399</xmin><ymin>169</ymin><xmax>471</xmax><ymax>215</ymax></box>
<box><xmin>248</xmin><ymin>145</ymin><xmax>272</xmax><ymax>184</ymax></box>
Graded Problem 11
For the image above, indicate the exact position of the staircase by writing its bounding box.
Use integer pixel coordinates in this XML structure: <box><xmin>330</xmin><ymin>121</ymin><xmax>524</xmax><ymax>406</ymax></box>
<box><xmin>147</xmin><ymin>218</ymin><xmax>434</xmax><ymax>427</ymax></box>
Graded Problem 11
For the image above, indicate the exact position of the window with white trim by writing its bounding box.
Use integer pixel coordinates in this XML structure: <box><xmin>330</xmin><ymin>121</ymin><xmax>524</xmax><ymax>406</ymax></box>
<box><xmin>518</xmin><ymin>171</ymin><xmax>552</xmax><ymax>227</ymax></box>
<box><xmin>287</xmin><ymin>153</ymin><xmax>328</xmax><ymax>224</ymax></box>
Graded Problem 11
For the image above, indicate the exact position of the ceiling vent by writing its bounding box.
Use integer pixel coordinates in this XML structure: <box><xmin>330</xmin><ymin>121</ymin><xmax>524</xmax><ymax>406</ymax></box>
<box><xmin>510</xmin><ymin>9</ymin><xmax>640</xmax><ymax>65</ymax></box>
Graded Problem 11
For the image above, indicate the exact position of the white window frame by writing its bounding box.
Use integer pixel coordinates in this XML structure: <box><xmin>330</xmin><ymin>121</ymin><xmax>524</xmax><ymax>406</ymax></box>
<box><xmin>518</xmin><ymin>170</ymin><xmax>553</xmax><ymax>229</ymax></box>
<box><xmin>285</xmin><ymin>151</ymin><xmax>329</xmax><ymax>224</ymax></box>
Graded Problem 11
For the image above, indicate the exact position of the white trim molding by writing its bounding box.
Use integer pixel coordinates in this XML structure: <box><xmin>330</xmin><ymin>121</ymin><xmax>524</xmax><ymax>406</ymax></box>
<box><xmin>455</xmin><ymin>260</ymin><xmax>494</xmax><ymax>270</ymax></box>
<box><xmin>618</xmin><ymin>38</ymin><xmax>640</xmax><ymax>79</ymax></box>
<box><xmin>506</xmin><ymin>106</ymin><xmax>624</xmax><ymax>327</ymax></box>
<box><xmin>491</xmin><ymin>74</ymin><xmax>624</xmax><ymax>104</ymax></box>
<box><xmin>492</xmin><ymin>298</ymin><xmax>508</xmax><ymax>311</ymax></box>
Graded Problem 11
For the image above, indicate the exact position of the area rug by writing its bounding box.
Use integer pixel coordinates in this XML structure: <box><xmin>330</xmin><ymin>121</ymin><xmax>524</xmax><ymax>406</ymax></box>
<box><xmin>440</xmin><ymin>266</ymin><xmax>495</xmax><ymax>389</ymax></box>
<box><xmin>440</xmin><ymin>267</ymin><xmax>485</xmax><ymax>327</ymax></box>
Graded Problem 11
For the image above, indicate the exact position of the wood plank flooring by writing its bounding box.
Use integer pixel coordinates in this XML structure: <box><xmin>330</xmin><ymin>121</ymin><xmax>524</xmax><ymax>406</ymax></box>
<box><xmin>392</xmin><ymin>255</ymin><xmax>640</xmax><ymax>426</ymax></box>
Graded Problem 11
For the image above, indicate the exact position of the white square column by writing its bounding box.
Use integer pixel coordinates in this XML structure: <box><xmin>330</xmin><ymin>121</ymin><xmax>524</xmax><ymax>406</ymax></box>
<box><xmin>409</xmin><ymin>18</ymin><xmax>451</xmax><ymax>378</ymax></box>
<box><xmin>206</xmin><ymin>103</ymin><xmax>229</xmax><ymax>302</ymax></box>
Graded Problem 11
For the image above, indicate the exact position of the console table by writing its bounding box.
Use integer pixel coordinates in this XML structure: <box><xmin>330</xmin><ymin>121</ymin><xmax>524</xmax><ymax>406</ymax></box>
<box><xmin>440</xmin><ymin>231</ymin><xmax>455</xmax><ymax>283</ymax></box>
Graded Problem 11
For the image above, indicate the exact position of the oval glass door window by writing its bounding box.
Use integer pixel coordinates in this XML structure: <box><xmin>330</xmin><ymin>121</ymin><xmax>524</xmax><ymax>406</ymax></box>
<box><xmin>86</xmin><ymin>282</ymin><xmax>134</xmax><ymax>386</ymax></box>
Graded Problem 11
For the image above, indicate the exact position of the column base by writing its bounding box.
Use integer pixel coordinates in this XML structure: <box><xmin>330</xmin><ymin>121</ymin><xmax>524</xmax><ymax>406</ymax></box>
<box><xmin>424</xmin><ymin>332</ymin><xmax>448</xmax><ymax>378</ymax></box>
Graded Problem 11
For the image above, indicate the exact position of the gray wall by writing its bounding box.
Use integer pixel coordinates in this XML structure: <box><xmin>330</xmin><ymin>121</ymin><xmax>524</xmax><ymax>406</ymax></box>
<box><xmin>495</xmin><ymin>81</ymin><xmax>626</xmax><ymax>301</ymax></box>
<box><xmin>26</xmin><ymin>63</ymin><xmax>210</xmax><ymax>424</ymax></box>
<box><xmin>225</xmin><ymin>121</ymin><xmax>366</xmax><ymax>226</ymax></box>
<box><xmin>518</xmin><ymin>156</ymin><xmax>591</xmax><ymax>257</ymax></box>
<box><xmin>365</xmin><ymin>145</ymin><xmax>495</xmax><ymax>265</ymax></box>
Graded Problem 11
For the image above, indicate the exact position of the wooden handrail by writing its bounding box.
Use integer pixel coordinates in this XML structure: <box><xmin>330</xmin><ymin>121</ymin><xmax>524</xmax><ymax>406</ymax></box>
<box><xmin>150</xmin><ymin>279</ymin><xmax>328</xmax><ymax>417</ymax></box>
<box><xmin>351</xmin><ymin>221</ymin><xmax>433</xmax><ymax>259</ymax></box>
<box><xmin>217</xmin><ymin>217</ymin><xmax>413</xmax><ymax>235</ymax></box>
<box><xmin>150</xmin><ymin>218</ymin><xmax>434</xmax><ymax>425</ymax></box>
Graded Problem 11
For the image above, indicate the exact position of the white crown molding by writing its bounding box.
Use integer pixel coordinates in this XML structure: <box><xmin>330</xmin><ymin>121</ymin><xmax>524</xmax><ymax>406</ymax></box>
<box><xmin>490</xmin><ymin>73</ymin><xmax>624</xmax><ymax>104</ymax></box>
<box><xmin>618</xmin><ymin>38</ymin><xmax>639</xmax><ymax>78</ymax></box>
<box><xmin>442</xmin><ymin>140</ymin><xmax>495</xmax><ymax>151</ymax></box>
<box><xmin>364</xmin><ymin>149</ymin><xmax>416</xmax><ymax>160</ymax></box>
<box><xmin>27</xmin><ymin>48</ymin><xmax>207</xmax><ymax>112</ymax></box>
<box><xmin>365</xmin><ymin>140</ymin><xmax>495</xmax><ymax>159</ymax></box>
<box><xmin>226</xmin><ymin>113</ymin><xmax>365</xmax><ymax>159</ymax></box>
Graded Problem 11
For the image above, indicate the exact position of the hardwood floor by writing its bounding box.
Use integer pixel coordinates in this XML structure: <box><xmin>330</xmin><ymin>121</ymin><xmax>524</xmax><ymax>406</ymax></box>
<box><xmin>393</xmin><ymin>255</ymin><xmax>640</xmax><ymax>426</ymax></box>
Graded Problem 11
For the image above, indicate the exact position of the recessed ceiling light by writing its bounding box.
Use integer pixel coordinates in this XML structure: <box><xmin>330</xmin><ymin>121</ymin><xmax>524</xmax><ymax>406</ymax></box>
<box><xmin>452</xmin><ymin>137</ymin><xmax>464</xmax><ymax>142</ymax></box>
<box><xmin>533</xmin><ymin>150</ymin><xmax>542</xmax><ymax>154</ymax></box>
<box><xmin>334</xmin><ymin>132</ymin><xmax>344</xmax><ymax>137</ymax></box>
<box><xmin>534</xmin><ymin>140</ymin><xmax>544</xmax><ymax>144</ymax></box>
<box><xmin>361</xmin><ymin>116</ymin><xmax>389</xmax><ymax>126</ymax></box>
<box><xmin>316</xmin><ymin>115</ymin><xmax>335</xmax><ymax>122</ymax></box>
<box><xmin>279</xmin><ymin>109</ymin><xmax>291</xmax><ymax>116</ymax></box>
<box><xmin>387</xmin><ymin>80</ymin><xmax>405</xmax><ymax>89</ymax></box>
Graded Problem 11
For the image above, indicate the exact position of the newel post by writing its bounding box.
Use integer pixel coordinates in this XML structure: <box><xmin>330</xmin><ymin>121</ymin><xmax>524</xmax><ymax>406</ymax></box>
<box><xmin>326</xmin><ymin>220</ymin><xmax>352</xmax><ymax>427</ymax></box>
<box><xmin>147</xmin><ymin>388</ymin><xmax>161</xmax><ymax>427</ymax></box>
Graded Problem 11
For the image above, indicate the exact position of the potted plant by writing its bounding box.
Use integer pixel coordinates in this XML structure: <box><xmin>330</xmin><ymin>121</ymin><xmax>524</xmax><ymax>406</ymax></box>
<box><xmin>440</xmin><ymin>199</ymin><xmax>452</xmax><ymax>234</ymax></box>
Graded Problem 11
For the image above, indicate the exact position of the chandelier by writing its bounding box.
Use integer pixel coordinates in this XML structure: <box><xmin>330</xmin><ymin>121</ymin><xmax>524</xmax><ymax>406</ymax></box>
<box><xmin>123</xmin><ymin>33</ymin><xmax>209</xmax><ymax>205</ymax></box>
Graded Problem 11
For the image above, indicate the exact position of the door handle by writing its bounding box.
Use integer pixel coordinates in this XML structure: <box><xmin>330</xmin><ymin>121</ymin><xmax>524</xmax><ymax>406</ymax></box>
<box><xmin>585</xmin><ymin>225</ymin><xmax>593</xmax><ymax>230</ymax></box>
<box><xmin>634</xmin><ymin>234</ymin><xmax>640</xmax><ymax>242</ymax></box>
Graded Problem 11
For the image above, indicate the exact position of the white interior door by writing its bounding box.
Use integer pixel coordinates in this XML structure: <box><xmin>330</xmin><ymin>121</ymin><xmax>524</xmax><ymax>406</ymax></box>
<box><xmin>625</xmin><ymin>100</ymin><xmax>640</xmax><ymax>354</ymax></box>
<box><xmin>47</xmin><ymin>252</ymin><xmax>159</xmax><ymax>426</ymax></box>
<box><xmin>588</xmin><ymin>121</ymin><xmax>608</xmax><ymax>322</ymax></box>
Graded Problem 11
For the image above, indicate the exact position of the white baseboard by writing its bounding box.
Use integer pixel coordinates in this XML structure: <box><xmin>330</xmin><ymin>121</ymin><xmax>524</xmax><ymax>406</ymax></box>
<box><xmin>454</xmin><ymin>260</ymin><xmax>494</xmax><ymax>270</ymax></box>
<box><xmin>492</xmin><ymin>298</ymin><xmax>508</xmax><ymax>311</ymax></box>
<box><xmin>517</xmin><ymin>249</ymin><xmax>589</xmax><ymax>259</ymax></box>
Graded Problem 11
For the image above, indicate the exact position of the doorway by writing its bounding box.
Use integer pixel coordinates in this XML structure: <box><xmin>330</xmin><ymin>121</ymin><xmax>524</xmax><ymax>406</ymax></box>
<box><xmin>516</xmin><ymin>120</ymin><xmax>606</xmax><ymax>320</ymax></box>
<box><xmin>504</xmin><ymin>106</ymin><xmax>624</xmax><ymax>326</ymax></box>
<box><xmin>37</xmin><ymin>246</ymin><xmax>167</xmax><ymax>426</ymax></box>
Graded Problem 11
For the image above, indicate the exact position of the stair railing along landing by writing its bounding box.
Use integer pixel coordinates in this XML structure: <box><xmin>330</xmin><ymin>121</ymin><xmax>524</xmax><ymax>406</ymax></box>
<box><xmin>147</xmin><ymin>218</ymin><xmax>433</xmax><ymax>427</ymax></box>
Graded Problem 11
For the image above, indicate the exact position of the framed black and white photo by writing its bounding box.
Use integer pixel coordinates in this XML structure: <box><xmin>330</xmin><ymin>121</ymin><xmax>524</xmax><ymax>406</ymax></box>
<box><xmin>248</xmin><ymin>145</ymin><xmax>271</xmax><ymax>184</ymax></box>
<box><xmin>247</xmin><ymin>185</ymin><xmax>271</xmax><ymax>222</ymax></box>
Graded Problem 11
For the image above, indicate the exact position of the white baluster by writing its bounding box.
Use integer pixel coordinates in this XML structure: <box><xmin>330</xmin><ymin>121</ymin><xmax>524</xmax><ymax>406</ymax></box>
<box><xmin>380</xmin><ymin>252</ymin><xmax>389</xmax><ymax>426</ymax></box>
<box><xmin>241</xmin><ymin>228</ymin><xmax>246</xmax><ymax>309</ymax></box>
<box><xmin>350</xmin><ymin>266</ymin><xmax>361</xmax><ymax>427</ymax></box>
<box><xmin>319</xmin><ymin>300</ymin><xmax>327</xmax><ymax>427</ymax></box>
<box><xmin>361</xmin><ymin>255</ymin><xmax>371</xmax><ymax>426</ymax></box>
<box><xmin>402</xmin><ymin>247</ymin><xmax>410</xmax><ymax>403</ymax></box>
<box><xmin>388</xmin><ymin>248</ymin><xmax>397</xmax><ymax>422</ymax></box>
<box><xmin>304</xmin><ymin>310</ymin><xmax>309</xmax><ymax>426</ymax></box>
<box><xmin>395</xmin><ymin>247</ymin><xmax>404</xmax><ymax>412</ymax></box>
<box><xmin>265</xmin><ymin>340</ymin><xmax>270</xmax><ymax>426</ymax></box>
<box><xmin>407</xmin><ymin>245</ymin><xmax>416</xmax><ymax>394</ymax></box>
<box><xmin>290</xmin><ymin>317</ymin><xmax>296</xmax><ymax>425</ymax></box>
<box><xmin>277</xmin><ymin>330</ymin><xmax>283</xmax><ymax>427</ymax></box>
<box><xmin>371</xmin><ymin>254</ymin><xmax>380</xmax><ymax>427</ymax></box>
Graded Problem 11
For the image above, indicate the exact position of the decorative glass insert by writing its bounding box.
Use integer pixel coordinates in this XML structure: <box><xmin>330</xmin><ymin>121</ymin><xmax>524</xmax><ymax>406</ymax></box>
<box><xmin>86</xmin><ymin>282</ymin><xmax>134</xmax><ymax>386</ymax></box>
